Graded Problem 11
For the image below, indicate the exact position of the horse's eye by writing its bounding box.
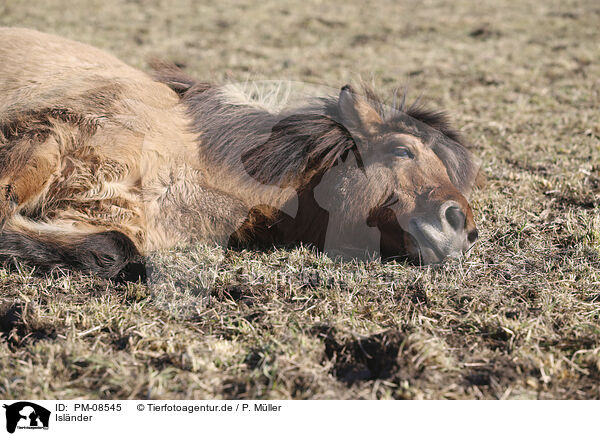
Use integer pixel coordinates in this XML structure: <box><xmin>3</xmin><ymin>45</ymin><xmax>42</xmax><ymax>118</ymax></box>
<box><xmin>393</xmin><ymin>147</ymin><xmax>414</xmax><ymax>159</ymax></box>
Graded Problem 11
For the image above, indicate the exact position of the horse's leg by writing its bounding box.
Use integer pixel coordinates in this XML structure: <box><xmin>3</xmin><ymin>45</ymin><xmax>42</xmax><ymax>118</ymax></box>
<box><xmin>0</xmin><ymin>215</ymin><xmax>143</xmax><ymax>279</ymax></box>
<box><xmin>0</xmin><ymin>136</ymin><xmax>61</xmax><ymax>226</ymax></box>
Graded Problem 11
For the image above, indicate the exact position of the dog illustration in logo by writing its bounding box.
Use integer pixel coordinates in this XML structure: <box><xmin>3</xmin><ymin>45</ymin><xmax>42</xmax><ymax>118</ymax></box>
<box><xmin>3</xmin><ymin>402</ymin><xmax>50</xmax><ymax>433</ymax></box>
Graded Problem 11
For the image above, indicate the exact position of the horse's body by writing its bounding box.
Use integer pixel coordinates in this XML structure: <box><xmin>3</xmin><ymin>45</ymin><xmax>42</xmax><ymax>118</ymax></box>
<box><xmin>0</xmin><ymin>28</ymin><xmax>479</xmax><ymax>277</ymax></box>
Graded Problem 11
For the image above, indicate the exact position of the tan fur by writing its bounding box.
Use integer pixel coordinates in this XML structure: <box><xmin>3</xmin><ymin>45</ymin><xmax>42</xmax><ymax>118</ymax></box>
<box><xmin>0</xmin><ymin>27</ymin><xmax>249</xmax><ymax>258</ymax></box>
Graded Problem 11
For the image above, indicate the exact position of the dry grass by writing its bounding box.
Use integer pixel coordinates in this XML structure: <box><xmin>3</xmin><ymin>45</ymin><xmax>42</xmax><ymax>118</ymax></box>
<box><xmin>1</xmin><ymin>0</ymin><xmax>599</xmax><ymax>399</ymax></box>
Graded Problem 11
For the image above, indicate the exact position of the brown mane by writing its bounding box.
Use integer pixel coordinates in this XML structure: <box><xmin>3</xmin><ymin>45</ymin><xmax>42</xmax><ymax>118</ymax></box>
<box><xmin>152</xmin><ymin>64</ymin><xmax>477</xmax><ymax>194</ymax></box>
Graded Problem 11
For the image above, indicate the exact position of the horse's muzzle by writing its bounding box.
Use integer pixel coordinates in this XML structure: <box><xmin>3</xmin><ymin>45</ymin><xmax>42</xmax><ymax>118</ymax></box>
<box><xmin>407</xmin><ymin>200</ymin><xmax>478</xmax><ymax>264</ymax></box>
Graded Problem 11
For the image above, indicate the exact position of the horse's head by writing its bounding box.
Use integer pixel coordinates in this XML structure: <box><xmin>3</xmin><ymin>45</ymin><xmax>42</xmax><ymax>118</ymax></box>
<box><xmin>310</xmin><ymin>85</ymin><xmax>480</xmax><ymax>264</ymax></box>
<box><xmin>217</xmin><ymin>79</ymin><xmax>480</xmax><ymax>264</ymax></box>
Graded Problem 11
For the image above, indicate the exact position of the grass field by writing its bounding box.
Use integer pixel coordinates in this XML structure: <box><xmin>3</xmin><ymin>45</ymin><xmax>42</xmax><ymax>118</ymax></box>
<box><xmin>0</xmin><ymin>0</ymin><xmax>599</xmax><ymax>399</ymax></box>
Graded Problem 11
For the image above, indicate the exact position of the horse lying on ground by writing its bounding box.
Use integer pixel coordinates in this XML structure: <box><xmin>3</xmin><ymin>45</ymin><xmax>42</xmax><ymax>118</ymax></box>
<box><xmin>0</xmin><ymin>28</ymin><xmax>479</xmax><ymax>278</ymax></box>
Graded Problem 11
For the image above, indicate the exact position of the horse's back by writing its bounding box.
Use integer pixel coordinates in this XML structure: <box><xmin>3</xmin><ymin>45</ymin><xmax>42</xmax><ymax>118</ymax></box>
<box><xmin>0</xmin><ymin>28</ymin><xmax>181</xmax><ymax>128</ymax></box>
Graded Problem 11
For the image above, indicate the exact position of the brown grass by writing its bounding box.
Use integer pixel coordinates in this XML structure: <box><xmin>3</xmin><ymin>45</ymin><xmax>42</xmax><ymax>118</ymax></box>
<box><xmin>0</xmin><ymin>0</ymin><xmax>599</xmax><ymax>399</ymax></box>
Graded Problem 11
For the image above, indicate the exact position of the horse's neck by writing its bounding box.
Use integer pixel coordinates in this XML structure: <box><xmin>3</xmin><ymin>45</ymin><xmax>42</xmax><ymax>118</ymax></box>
<box><xmin>193</xmin><ymin>116</ymin><xmax>298</xmax><ymax>213</ymax></box>
<box><xmin>181</xmin><ymin>93</ymin><xmax>308</xmax><ymax>234</ymax></box>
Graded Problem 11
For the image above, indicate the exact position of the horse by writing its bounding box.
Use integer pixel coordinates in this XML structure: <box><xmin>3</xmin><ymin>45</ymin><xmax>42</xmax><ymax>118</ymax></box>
<box><xmin>0</xmin><ymin>28</ymin><xmax>480</xmax><ymax>278</ymax></box>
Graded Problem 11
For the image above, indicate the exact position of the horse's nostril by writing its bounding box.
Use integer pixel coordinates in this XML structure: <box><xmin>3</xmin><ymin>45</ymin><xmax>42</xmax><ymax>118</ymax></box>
<box><xmin>468</xmin><ymin>229</ymin><xmax>479</xmax><ymax>244</ymax></box>
<box><xmin>444</xmin><ymin>205</ymin><xmax>465</xmax><ymax>231</ymax></box>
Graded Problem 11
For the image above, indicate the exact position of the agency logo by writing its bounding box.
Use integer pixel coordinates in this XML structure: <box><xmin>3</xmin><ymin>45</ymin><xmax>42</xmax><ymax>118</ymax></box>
<box><xmin>2</xmin><ymin>402</ymin><xmax>50</xmax><ymax>434</ymax></box>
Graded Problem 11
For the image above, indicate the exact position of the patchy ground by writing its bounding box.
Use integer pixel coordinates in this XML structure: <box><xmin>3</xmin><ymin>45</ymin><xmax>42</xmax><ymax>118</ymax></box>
<box><xmin>0</xmin><ymin>0</ymin><xmax>599</xmax><ymax>399</ymax></box>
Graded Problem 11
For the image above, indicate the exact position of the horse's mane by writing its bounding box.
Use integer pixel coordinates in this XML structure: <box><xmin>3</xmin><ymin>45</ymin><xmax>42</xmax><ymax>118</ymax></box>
<box><xmin>151</xmin><ymin>63</ymin><xmax>478</xmax><ymax>193</ymax></box>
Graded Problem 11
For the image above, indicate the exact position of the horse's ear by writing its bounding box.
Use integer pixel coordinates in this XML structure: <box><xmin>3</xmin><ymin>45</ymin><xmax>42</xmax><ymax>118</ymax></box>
<box><xmin>338</xmin><ymin>85</ymin><xmax>382</xmax><ymax>135</ymax></box>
